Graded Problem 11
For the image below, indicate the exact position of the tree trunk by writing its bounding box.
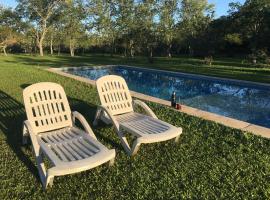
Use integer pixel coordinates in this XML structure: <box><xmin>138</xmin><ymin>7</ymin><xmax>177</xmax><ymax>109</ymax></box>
<box><xmin>37</xmin><ymin>32</ymin><xmax>45</xmax><ymax>56</ymax></box>
<box><xmin>70</xmin><ymin>39</ymin><xmax>75</xmax><ymax>57</ymax></box>
<box><xmin>82</xmin><ymin>48</ymin><xmax>85</xmax><ymax>55</ymax></box>
<box><xmin>38</xmin><ymin>42</ymin><xmax>44</xmax><ymax>56</ymax></box>
<box><xmin>130</xmin><ymin>48</ymin><xmax>134</xmax><ymax>58</ymax></box>
<box><xmin>147</xmin><ymin>46</ymin><xmax>154</xmax><ymax>63</ymax></box>
<box><xmin>188</xmin><ymin>45</ymin><xmax>193</xmax><ymax>56</ymax></box>
<box><xmin>124</xmin><ymin>46</ymin><xmax>127</xmax><ymax>57</ymax></box>
<box><xmin>58</xmin><ymin>44</ymin><xmax>61</xmax><ymax>55</ymax></box>
<box><xmin>110</xmin><ymin>44</ymin><xmax>113</xmax><ymax>57</ymax></box>
<box><xmin>3</xmin><ymin>46</ymin><xmax>7</xmax><ymax>56</ymax></box>
<box><xmin>167</xmin><ymin>44</ymin><xmax>172</xmax><ymax>58</ymax></box>
<box><xmin>50</xmin><ymin>35</ymin><xmax>53</xmax><ymax>55</ymax></box>
<box><xmin>130</xmin><ymin>40</ymin><xmax>134</xmax><ymax>58</ymax></box>
<box><xmin>110</xmin><ymin>38</ymin><xmax>114</xmax><ymax>57</ymax></box>
<box><xmin>70</xmin><ymin>47</ymin><xmax>74</xmax><ymax>57</ymax></box>
<box><xmin>124</xmin><ymin>41</ymin><xmax>127</xmax><ymax>57</ymax></box>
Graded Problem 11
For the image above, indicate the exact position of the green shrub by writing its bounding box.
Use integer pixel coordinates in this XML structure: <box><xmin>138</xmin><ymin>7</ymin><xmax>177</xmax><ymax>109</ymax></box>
<box><xmin>204</xmin><ymin>56</ymin><xmax>213</xmax><ymax>66</ymax></box>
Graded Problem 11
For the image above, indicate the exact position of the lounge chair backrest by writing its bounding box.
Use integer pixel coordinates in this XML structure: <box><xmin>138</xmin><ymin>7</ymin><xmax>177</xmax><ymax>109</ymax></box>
<box><xmin>96</xmin><ymin>75</ymin><xmax>133</xmax><ymax>115</ymax></box>
<box><xmin>23</xmin><ymin>82</ymin><xmax>72</xmax><ymax>133</ymax></box>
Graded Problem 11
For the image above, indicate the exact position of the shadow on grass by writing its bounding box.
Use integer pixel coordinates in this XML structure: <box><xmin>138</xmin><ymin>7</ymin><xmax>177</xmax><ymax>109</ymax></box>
<box><xmin>4</xmin><ymin>54</ymin><xmax>138</xmax><ymax>68</ymax></box>
<box><xmin>68</xmin><ymin>96</ymin><xmax>123</xmax><ymax>151</ymax></box>
<box><xmin>0</xmin><ymin>88</ymin><xmax>122</xmax><ymax>185</ymax></box>
<box><xmin>0</xmin><ymin>90</ymin><xmax>39</xmax><ymax>181</ymax></box>
<box><xmin>21</xmin><ymin>83</ymin><xmax>122</xmax><ymax>151</ymax></box>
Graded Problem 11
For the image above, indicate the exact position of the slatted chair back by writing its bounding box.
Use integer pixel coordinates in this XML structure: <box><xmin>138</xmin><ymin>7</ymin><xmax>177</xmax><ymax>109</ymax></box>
<box><xmin>96</xmin><ymin>75</ymin><xmax>133</xmax><ymax>115</ymax></box>
<box><xmin>23</xmin><ymin>82</ymin><xmax>72</xmax><ymax>133</ymax></box>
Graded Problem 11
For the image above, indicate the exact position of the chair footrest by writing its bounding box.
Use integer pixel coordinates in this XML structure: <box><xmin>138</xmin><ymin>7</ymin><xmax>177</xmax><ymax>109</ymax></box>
<box><xmin>119</xmin><ymin>115</ymin><xmax>182</xmax><ymax>143</ymax></box>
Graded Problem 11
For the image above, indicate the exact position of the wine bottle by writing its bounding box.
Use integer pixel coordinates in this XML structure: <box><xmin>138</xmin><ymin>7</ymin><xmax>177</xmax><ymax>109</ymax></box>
<box><xmin>171</xmin><ymin>91</ymin><xmax>176</xmax><ymax>108</ymax></box>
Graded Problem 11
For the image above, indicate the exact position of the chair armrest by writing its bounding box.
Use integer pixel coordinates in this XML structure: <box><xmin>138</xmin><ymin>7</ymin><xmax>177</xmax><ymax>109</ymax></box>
<box><xmin>96</xmin><ymin>106</ymin><xmax>120</xmax><ymax>130</ymax></box>
<box><xmin>72</xmin><ymin>111</ymin><xmax>97</xmax><ymax>140</ymax></box>
<box><xmin>24</xmin><ymin>120</ymin><xmax>34</xmax><ymax>134</ymax></box>
<box><xmin>133</xmin><ymin>99</ymin><xmax>158</xmax><ymax>119</ymax></box>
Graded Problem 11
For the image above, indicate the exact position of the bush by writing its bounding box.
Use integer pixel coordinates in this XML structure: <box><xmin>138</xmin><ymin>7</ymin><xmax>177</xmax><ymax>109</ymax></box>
<box><xmin>248</xmin><ymin>49</ymin><xmax>270</xmax><ymax>65</ymax></box>
<box><xmin>204</xmin><ymin>56</ymin><xmax>213</xmax><ymax>66</ymax></box>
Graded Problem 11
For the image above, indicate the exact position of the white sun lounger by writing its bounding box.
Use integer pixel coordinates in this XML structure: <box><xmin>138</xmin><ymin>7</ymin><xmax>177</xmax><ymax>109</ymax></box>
<box><xmin>93</xmin><ymin>75</ymin><xmax>182</xmax><ymax>156</ymax></box>
<box><xmin>22</xmin><ymin>82</ymin><xmax>115</xmax><ymax>189</ymax></box>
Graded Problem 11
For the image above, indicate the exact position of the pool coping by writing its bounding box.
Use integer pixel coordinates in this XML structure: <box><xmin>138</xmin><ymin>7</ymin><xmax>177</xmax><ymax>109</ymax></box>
<box><xmin>46</xmin><ymin>67</ymin><xmax>270</xmax><ymax>139</ymax></box>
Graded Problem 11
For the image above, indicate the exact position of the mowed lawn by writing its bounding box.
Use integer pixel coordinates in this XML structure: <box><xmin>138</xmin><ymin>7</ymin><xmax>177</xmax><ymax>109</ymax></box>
<box><xmin>1</xmin><ymin>54</ymin><xmax>270</xmax><ymax>199</ymax></box>
<box><xmin>3</xmin><ymin>54</ymin><xmax>270</xmax><ymax>83</ymax></box>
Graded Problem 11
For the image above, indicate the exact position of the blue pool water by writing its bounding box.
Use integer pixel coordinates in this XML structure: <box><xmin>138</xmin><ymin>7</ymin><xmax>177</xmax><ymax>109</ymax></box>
<box><xmin>64</xmin><ymin>66</ymin><xmax>270</xmax><ymax>128</ymax></box>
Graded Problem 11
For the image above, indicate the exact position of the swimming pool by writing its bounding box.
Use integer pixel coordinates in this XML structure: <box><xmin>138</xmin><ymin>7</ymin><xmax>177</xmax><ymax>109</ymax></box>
<box><xmin>63</xmin><ymin>66</ymin><xmax>270</xmax><ymax>128</ymax></box>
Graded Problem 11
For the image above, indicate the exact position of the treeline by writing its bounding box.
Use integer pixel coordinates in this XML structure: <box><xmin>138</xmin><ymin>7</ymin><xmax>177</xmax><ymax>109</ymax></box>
<box><xmin>0</xmin><ymin>0</ymin><xmax>270</xmax><ymax>62</ymax></box>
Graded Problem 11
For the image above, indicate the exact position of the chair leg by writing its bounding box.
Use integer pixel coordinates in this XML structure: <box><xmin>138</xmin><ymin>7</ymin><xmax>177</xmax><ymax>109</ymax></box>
<box><xmin>29</xmin><ymin>133</ymin><xmax>50</xmax><ymax>189</ymax></box>
<box><xmin>130</xmin><ymin>139</ymin><xmax>141</xmax><ymax>156</ymax></box>
<box><xmin>45</xmin><ymin>175</ymin><xmax>54</xmax><ymax>188</ymax></box>
<box><xmin>118</xmin><ymin>130</ymin><xmax>132</xmax><ymax>155</ymax></box>
<box><xmin>35</xmin><ymin>154</ymin><xmax>48</xmax><ymax>189</ymax></box>
<box><xmin>175</xmin><ymin>135</ymin><xmax>180</xmax><ymax>143</ymax></box>
<box><xmin>22</xmin><ymin>124</ymin><xmax>29</xmax><ymax>145</ymax></box>
<box><xmin>37</xmin><ymin>155</ymin><xmax>55</xmax><ymax>189</ymax></box>
<box><xmin>93</xmin><ymin>108</ymin><xmax>101</xmax><ymax>126</ymax></box>
<box><xmin>119</xmin><ymin>136</ymin><xmax>132</xmax><ymax>155</ymax></box>
<box><xmin>108</xmin><ymin>157</ymin><xmax>115</xmax><ymax>166</ymax></box>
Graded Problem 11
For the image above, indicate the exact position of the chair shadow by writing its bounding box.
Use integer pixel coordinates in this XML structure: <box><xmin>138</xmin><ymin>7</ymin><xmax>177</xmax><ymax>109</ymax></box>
<box><xmin>68</xmin><ymin>97</ymin><xmax>123</xmax><ymax>151</ymax></box>
<box><xmin>0</xmin><ymin>90</ymin><xmax>40</xmax><ymax>181</ymax></box>
<box><xmin>0</xmin><ymin>89</ymin><xmax>122</xmax><ymax>185</ymax></box>
<box><xmin>20</xmin><ymin>84</ymin><xmax>122</xmax><ymax>151</ymax></box>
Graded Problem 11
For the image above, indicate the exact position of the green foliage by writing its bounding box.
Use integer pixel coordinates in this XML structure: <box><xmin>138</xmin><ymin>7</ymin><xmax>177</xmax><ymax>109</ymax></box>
<box><xmin>178</xmin><ymin>0</ymin><xmax>214</xmax><ymax>55</ymax></box>
<box><xmin>1</xmin><ymin>0</ymin><xmax>270</xmax><ymax>57</ymax></box>
<box><xmin>210</xmin><ymin>0</ymin><xmax>270</xmax><ymax>55</ymax></box>
<box><xmin>158</xmin><ymin>0</ymin><xmax>178</xmax><ymax>57</ymax></box>
<box><xmin>1</xmin><ymin>55</ymin><xmax>270</xmax><ymax>199</ymax></box>
<box><xmin>224</xmin><ymin>33</ymin><xmax>243</xmax><ymax>45</ymax></box>
<box><xmin>88</xmin><ymin>0</ymin><xmax>118</xmax><ymax>54</ymax></box>
<box><xmin>61</xmin><ymin>0</ymin><xmax>86</xmax><ymax>56</ymax></box>
<box><xmin>204</xmin><ymin>56</ymin><xmax>213</xmax><ymax>66</ymax></box>
<box><xmin>248</xmin><ymin>49</ymin><xmax>270</xmax><ymax>65</ymax></box>
<box><xmin>16</xmin><ymin>0</ymin><xmax>65</xmax><ymax>56</ymax></box>
<box><xmin>0</xmin><ymin>7</ymin><xmax>25</xmax><ymax>55</ymax></box>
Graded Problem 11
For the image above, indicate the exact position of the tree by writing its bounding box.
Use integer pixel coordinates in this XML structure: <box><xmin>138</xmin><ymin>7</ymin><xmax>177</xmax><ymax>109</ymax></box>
<box><xmin>88</xmin><ymin>0</ymin><xmax>118</xmax><ymax>56</ymax></box>
<box><xmin>0</xmin><ymin>6</ymin><xmax>24</xmax><ymax>55</ymax></box>
<box><xmin>61</xmin><ymin>0</ymin><xmax>86</xmax><ymax>56</ymax></box>
<box><xmin>16</xmin><ymin>0</ymin><xmax>64</xmax><ymax>56</ymax></box>
<box><xmin>178</xmin><ymin>0</ymin><xmax>214</xmax><ymax>55</ymax></box>
<box><xmin>158</xmin><ymin>0</ymin><xmax>178</xmax><ymax>57</ymax></box>
<box><xmin>229</xmin><ymin>0</ymin><xmax>270</xmax><ymax>51</ymax></box>
<box><xmin>0</xmin><ymin>27</ymin><xmax>17</xmax><ymax>56</ymax></box>
<box><xmin>133</xmin><ymin>0</ymin><xmax>158</xmax><ymax>59</ymax></box>
<box><xmin>116</xmin><ymin>0</ymin><xmax>136</xmax><ymax>57</ymax></box>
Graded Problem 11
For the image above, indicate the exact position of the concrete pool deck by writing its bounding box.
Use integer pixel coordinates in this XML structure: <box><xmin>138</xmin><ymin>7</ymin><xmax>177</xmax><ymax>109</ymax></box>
<box><xmin>47</xmin><ymin>67</ymin><xmax>270</xmax><ymax>138</ymax></box>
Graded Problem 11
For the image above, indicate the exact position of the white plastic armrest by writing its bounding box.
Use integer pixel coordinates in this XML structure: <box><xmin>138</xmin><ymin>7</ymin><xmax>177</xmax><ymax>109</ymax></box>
<box><xmin>133</xmin><ymin>99</ymin><xmax>158</xmax><ymax>119</ymax></box>
<box><xmin>72</xmin><ymin>111</ymin><xmax>97</xmax><ymax>140</ymax></box>
<box><xmin>98</xmin><ymin>106</ymin><xmax>120</xmax><ymax>131</ymax></box>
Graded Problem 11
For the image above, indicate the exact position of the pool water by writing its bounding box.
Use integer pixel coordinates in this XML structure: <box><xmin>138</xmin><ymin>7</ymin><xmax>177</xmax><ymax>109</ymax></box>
<box><xmin>64</xmin><ymin>66</ymin><xmax>270</xmax><ymax>128</ymax></box>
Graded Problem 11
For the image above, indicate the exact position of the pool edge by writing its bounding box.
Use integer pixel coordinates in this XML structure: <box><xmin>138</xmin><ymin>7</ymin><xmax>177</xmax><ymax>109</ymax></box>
<box><xmin>46</xmin><ymin>67</ymin><xmax>270</xmax><ymax>139</ymax></box>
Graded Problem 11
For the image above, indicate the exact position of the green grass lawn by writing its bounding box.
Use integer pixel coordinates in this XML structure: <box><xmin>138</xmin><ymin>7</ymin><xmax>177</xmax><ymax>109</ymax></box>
<box><xmin>1</xmin><ymin>54</ymin><xmax>270</xmax><ymax>199</ymax></box>
<box><xmin>2</xmin><ymin>53</ymin><xmax>270</xmax><ymax>84</ymax></box>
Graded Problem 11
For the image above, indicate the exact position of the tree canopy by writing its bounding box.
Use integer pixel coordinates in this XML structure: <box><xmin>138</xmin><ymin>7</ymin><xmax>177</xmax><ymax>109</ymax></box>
<box><xmin>0</xmin><ymin>0</ymin><xmax>269</xmax><ymax>61</ymax></box>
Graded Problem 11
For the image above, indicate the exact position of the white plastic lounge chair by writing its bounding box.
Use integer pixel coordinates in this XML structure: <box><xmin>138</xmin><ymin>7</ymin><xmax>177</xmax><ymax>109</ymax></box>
<box><xmin>93</xmin><ymin>75</ymin><xmax>182</xmax><ymax>156</ymax></box>
<box><xmin>22</xmin><ymin>82</ymin><xmax>115</xmax><ymax>189</ymax></box>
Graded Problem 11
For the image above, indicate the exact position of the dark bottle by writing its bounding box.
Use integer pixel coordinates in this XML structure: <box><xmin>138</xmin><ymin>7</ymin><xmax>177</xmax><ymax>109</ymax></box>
<box><xmin>171</xmin><ymin>91</ymin><xmax>176</xmax><ymax>108</ymax></box>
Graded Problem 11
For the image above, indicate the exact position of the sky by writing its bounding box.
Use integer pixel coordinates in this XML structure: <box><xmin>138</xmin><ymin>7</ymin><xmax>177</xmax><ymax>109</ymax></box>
<box><xmin>1</xmin><ymin>0</ymin><xmax>246</xmax><ymax>18</ymax></box>
<box><xmin>208</xmin><ymin>0</ymin><xmax>246</xmax><ymax>17</ymax></box>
